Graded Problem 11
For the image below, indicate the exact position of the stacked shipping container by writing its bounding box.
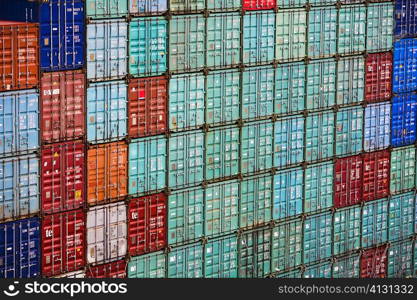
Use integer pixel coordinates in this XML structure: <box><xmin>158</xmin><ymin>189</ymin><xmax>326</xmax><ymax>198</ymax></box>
<box><xmin>0</xmin><ymin>0</ymin><xmax>417</xmax><ymax>278</ymax></box>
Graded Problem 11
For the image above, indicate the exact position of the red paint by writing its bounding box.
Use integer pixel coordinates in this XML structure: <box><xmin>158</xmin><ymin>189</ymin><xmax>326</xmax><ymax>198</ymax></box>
<box><xmin>362</xmin><ymin>150</ymin><xmax>390</xmax><ymax>202</ymax></box>
<box><xmin>40</xmin><ymin>70</ymin><xmax>86</xmax><ymax>143</ymax></box>
<box><xmin>365</xmin><ymin>52</ymin><xmax>392</xmax><ymax>103</ymax></box>
<box><xmin>360</xmin><ymin>245</ymin><xmax>388</xmax><ymax>278</ymax></box>
<box><xmin>86</xmin><ymin>260</ymin><xmax>127</xmax><ymax>278</ymax></box>
<box><xmin>334</xmin><ymin>155</ymin><xmax>363</xmax><ymax>208</ymax></box>
<box><xmin>42</xmin><ymin>210</ymin><xmax>86</xmax><ymax>277</ymax></box>
<box><xmin>128</xmin><ymin>76</ymin><xmax>167</xmax><ymax>138</ymax></box>
<box><xmin>242</xmin><ymin>0</ymin><xmax>276</xmax><ymax>10</ymax></box>
<box><xmin>0</xmin><ymin>21</ymin><xmax>38</xmax><ymax>92</ymax></box>
<box><xmin>41</xmin><ymin>141</ymin><xmax>85</xmax><ymax>214</ymax></box>
<box><xmin>128</xmin><ymin>193</ymin><xmax>167</xmax><ymax>256</ymax></box>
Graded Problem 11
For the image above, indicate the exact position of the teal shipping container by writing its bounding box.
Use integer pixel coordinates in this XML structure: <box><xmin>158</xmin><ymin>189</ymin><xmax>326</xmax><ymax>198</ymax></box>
<box><xmin>306</xmin><ymin>59</ymin><xmax>336</xmax><ymax>110</ymax></box>
<box><xmin>128</xmin><ymin>251</ymin><xmax>166</xmax><ymax>278</ymax></box>
<box><xmin>170</xmin><ymin>0</ymin><xmax>204</xmax><ymax>12</ymax></box>
<box><xmin>274</xmin><ymin>116</ymin><xmax>304</xmax><ymax>168</ymax></box>
<box><xmin>304</xmin><ymin>162</ymin><xmax>333</xmax><ymax>214</ymax></box>
<box><xmin>367</xmin><ymin>2</ymin><xmax>394</xmax><ymax>52</ymax></box>
<box><xmin>338</xmin><ymin>5</ymin><xmax>366</xmax><ymax>55</ymax></box>
<box><xmin>333</xmin><ymin>206</ymin><xmax>361</xmax><ymax>255</ymax></box>
<box><xmin>362</xmin><ymin>198</ymin><xmax>388</xmax><ymax>248</ymax></box>
<box><xmin>303</xmin><ymin>212</ymin><xmax>332</xmax><ymax>264</ymax></box>
<box><xmin>129</xmin><ymin>17</ymin><xmax>167</xmax><ymax>77</ymax></box>
<box><xmin>167</xmin><ymin>242</ymin><xmax>204</xmax><ymax>278</ymax></box>
<box><xmin>388</xmin><ymin>192</ymin><xmax>415</xmax><ymax>242</ymax></box>
<box><xmin>305</xmin><ymin>111</ymin><xmax>334</xmax><ymax>162</ymax></box>
<box><xmin>388</xmin><ymin>239</ymin><xmax>414</xmax><ymax>278</ymax></box>
<box><xmin>128</xmin><ymin>135</ymin><xmax>166</xmax><ymax>195</ymax></box>
<box><xmin>273</xmin><ymin>167</ymin><xmax>303</xmax><ymax>220</ymax></box>
<box><xmin>308</xmin><ymin>7</ymin><xmax>337</xmax><ymax>58</ymax></box>
<box><xmin>336</xmin><ymin>106</ymin><xmax>364</xmax><ymax>156</ymax></box>
<box><xmin>207</xmin><ymin>0</ymin><xmax>240</xmax><ymax>10</ymax></box>
<box><xmin>204</xmin><ymin>234</ymin><xmax>238</xmax><ymax>278</ymax></box>
<box><xmin>390</xmin><ymin>146</ymin><xmax>416</xmax><ymax>194</ymax></box>
<box><xmin>303</xmin><ymin>261</ymin><xmax>332</xmax><ymax>278</ymax></box>
<box><xmin>336</xmin><ymin>56</ymin><xmax>364</xmax><ymax>106</ymax></box>
<box><xmin>86</xmin><ymin>0</ymin><xmax>128</xmax><ymax>19</ymax></box>
<box><xmin>275</xmin><ymin>62</ymin><xmax>305</xmax><ymax>115</ymax></box>
<box><xmin>332</xmin><ymin>254</ymin><xmax>360</xmax><ymax>278</ymax></box>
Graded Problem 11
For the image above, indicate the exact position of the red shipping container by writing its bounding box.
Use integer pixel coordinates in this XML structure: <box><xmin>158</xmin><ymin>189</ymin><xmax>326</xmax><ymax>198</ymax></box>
<box><xmin>86</xmin><ymin>260</ymin><xmax>127</xmax><ymax>278</ymax></box>
<box><xmin>362</xmin><ymin>150</ymin><xmax>390</xmax><ymax>202</ymax></box>
<box><xmin>42</xmin><ymin>209</ymin><xmax>86</xmax><ymax>277</ymax></box>
<box><xmin>0</xmin><ymin>21</ymin><xmax>38</xmax><ymax>92</ymax></box>
<box><xmin>360</xmin><ymin>245</ymin><xmax>388</xmax><ymax>278</ymax></box>
<box><xmin>128</xmin><ymin>76</ymin><xmax>167</xmax><ymax>138</ymax></box>
<box><xmin>243</xmin><ymin>0</ymin><xmax>276</xmax><ymax>10</ymax></box>
<box><xmin>41</xmin><ymin>141</ymin><xmax>85</xmax><ymax>214</ymax></box>
<box><xmin>40</xmin><ymin>70</ymin><xmax>85</xmax><ymax>144</ymax></box>
<box><xmin>128</xmin><ymin>193</ymin><xmax>167</xmax><ymax>256</ymax></box>
<box><xmin>334</xmin><ymin>155</ymin><xmax>363</xmax><ymax>208</ymax></box>
<box><xmin>365</xmin><ymin>52</ymin><xmax>392</xmax><ymax>103</ymax></box>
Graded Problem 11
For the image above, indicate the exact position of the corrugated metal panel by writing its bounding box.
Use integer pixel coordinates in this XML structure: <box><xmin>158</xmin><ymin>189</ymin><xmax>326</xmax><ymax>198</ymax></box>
<box><xmin>127</xmin><ymin>251</ymin><xmax>166</xmax><ymax>278</ymax></box>
<box><xmin>367</xmin><ymin>2</ymin><xmax>394</xmax><ymax>52</ymax></box>
<box><xmin>390</xmin><ymin>146</ymin><xmax>416</xmax><ymax>194</ymax></box>
<box><xmin>364</xmin><ymin>101</ymin><xmax>391</xmax><ymax>152</ymax></box>
<box><xmin>275</xmin><ymin>62</ymin><xmax>305</xmax><ymax>115</ymax></box>
<box><xmin>393</xmin><ymin>38</ymin><xmax>417</xmax><ymax>94</ymax></box>
<box><xmin>337</xmin><ymin>56</ymin><xmax>364</xmax><ymax>106</ymax></box>
<box><xmin>207</xmin><ymin>0</ymin><xmax>240</xmax><ymax>10</ymax></box>
<box><xmin>277</xmin><ymin>0</ymin><xmax>306</xmax><ymax>9</ymax></box>
<box><xmin>170</xmin><ymin>0</ymin><xmax>205</xmax><ymax>12</ymax></box>
<box><xmin>303</xmin><ymin>212</ymin><xmax>332</xmax><ymax>264</ymax></box>
<box><xmin>391</xmin><ymin>93</ymin><xmax>417</xmax><ymax>147</ymax></box>
<box><xmin>274</xmin><ymin>116</ymin><xmax>304</xmax><ymax>167</ymax></box>
<box><xmin>388</xmin><ymin>192</ymin><xmax>415</xmax><ymax>242</ymax></box>
<box><xmin>362</xmin><ymin>150</ymin><xmax>390</xmax><ymax>202</ymax></box>
<box><xmin>204</xmin><ymin>234</ymin><xmax>238</xmax><ymax>278</ymax></box>
<box><xmin>388</xmin><ymin>239</ymin><xmax>414</xmax><ymax>278</ymax></box>
<box><xmin>129</xmin><ymin>17</ymin><xmax>167</xmax><ymax>77</ymax></box>
<box><xmin>303</xmin><ymin>261</ymin><xmax>332</xmax><ymax>278</ymax></box>
<box><xmin>334</xmin><ymin>155</ymin><xmax>362</xmax><ymax>208</ymax></box>
<box><xmin>362</xmin><ymin>198</ymin><xmax>388</xmax><ymax>248</ymax></box>
<box><xmin>338</xmin><ymin>5</ymin><xmax>366</xmax><ymax>55</ymax></box>
<box><xmin>87</xmin><ymin>81</ymin><xmax>127</xmax><ymax>144</ymax></box>
<box><xmin>305</xmin><ymin>111</ymin><xmax>334</xmax><ymax>162</ymax></box>
<box><xmin>335</xmin><ymin>106</ymin><xmax>363</xmax><ymax>156</ymax></box>
<box><xmin>0</xmin><ymin>218</ymin><xmax>40</xmax><ymax>278</ymax></box>
<box><xmin>273</xmin><ymin>167</ymin><xmax>303</xmax><ymax>220</ymax></box>
<box><xmin>333</xmin><ymin>206</ymin><xmax>361</xmax><ymax>255</ymax></box>
<box><xmin>365</xmin><ymin>52</ymin><xmax>392</xmax><ymax>103</ymax></box>
<box><xmin>86</xmin><ymin>0</ymin><xmax>128</xmax><ymax>19</ymax></box>
<box><xmin>0</xmin><ymin>154</ymin><xmax>39</xmax><ymax>222</ymax></box>
<box><xmin>306</xmin><ymin>59</ymin><xmax>336</xmax><ymax>110</ymax></box>
<box><xmin>129</xmin><ymin>136</ymin><xmax>166</xmax><ymax>195</ymax></box>
<box><xmin>332</xmin><ymin>254</ymin><xmax>360</xmax><ymax>278</ymax></box>
<box><xmin>87</xmin><ymin>20</ymin><xmax>128</xmax><ymax>81</ymax></box>
<box><xmin>0</xmin><ymin>89</ymin><xmax>39</xmax><ymax>157</ymax></box>
<box><xmin>129</xmin><ymin>0</ymin><xmax>167</xmax><ymax>15</ymax></box>
<box><xmin>242</xmin><ymin>0</ymin><xmax>276</xmax><ymax>11</ymax></box>
<box><xmin>360</xmin><ymin>245</ymin><xmax>388</xmax><ymax>278</ymax></box>
<box><xmin>308</xmin><ymin>7</ymin><xmax>337</xmax><ymax>59</ymax></box>
<box><xmin>167</xmin><ymin>242</ymin><xmax>204</xmax><ymax>278</ymax></box>
<box><xmin>394</xmin><ymin>0</ymin><xmax>417</xmax><ymax>39</ymax></box>
<box><xmin>304</xmin><ymin>162</ymin><xmax>333</xmax><ymax>213</ymax></box>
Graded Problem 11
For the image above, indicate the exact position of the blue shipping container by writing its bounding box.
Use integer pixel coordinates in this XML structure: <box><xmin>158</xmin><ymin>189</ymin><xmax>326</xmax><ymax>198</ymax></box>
<box><xmin>364</xmin><ymin>101</ymin><xmax>391</xmax><ymax>152</ymax></box>
<box><xmin>393</xmin><ymin>38</ymin><xmax>417</xmax><ymax>94</ymax></box>
<box><xmin>394</xmin><ymin>0</ymin><xmax>417</xmax><ymax>39</ymax></box>
<box><xmin>0</xmin><ymin>0</ymin><xmax>85</xmax><ymax>71</ymax></box>
<box><xmin>391</xmin><ymin>94</ymin><xmax>417</xmax><ymax>147</ymax></box>
<box><xmin>0</xmin><ymin>217</ymin><xmax>40</xmax><ymax>278</ymax></box>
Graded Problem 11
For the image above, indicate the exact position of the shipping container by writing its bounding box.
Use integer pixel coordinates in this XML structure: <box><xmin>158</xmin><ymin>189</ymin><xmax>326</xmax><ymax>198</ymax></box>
<box><xmin>362</xmin><ymin>198</ymin><xmax>388</xmax><ymax>248</ymax></box>
<box><xmin>0</xmin><ymin>89</ymin><xmax>39</xmax><ymax>157</ymax></box>
<box><xmin>333</xmin><ymin>206</ymin><xmax>361</xmax><ymax>255</ymax></box>
<box><xmin>271</xmin><ymin>219</ymin><xmax>302</xmax><ymax>274</ymax></box>
<box><xmin>0</xmin><ymin>154</ymin><xmax>39</xmax><ymax>222</ymax></box>
<box><xmin>40</xmin><ymin>70</ymin><xmax>85</xmax><ymax>144</ymax></box>
<box><xmin>391</xmin><ymin>93</ymin><xmax>417</xmax><ymax>147</ymax></box>
<box><xmin>86</xmin><ymin>260</ymin><xmax>127</xmax><ymax>278</ymax></box>
<box><xmin>87</xmin><ymin>80</ymin><xmax>127</xmax><ymax>144</ymax></box>
<box><xmin>86</xmin><ymin>202</ymin><xmax>127</xmax><ymax>265</ymax></box>
<box><xmin>275</xmin><ymin>269</ymin><xmax>302</xmax><ymax>278</ymax></box>
<box><xmin>41</xmin><ymin>141</ymin><xmax>85</xmax><ymax>214</ymax></box>
<box><xmin>308</xmin><ymin>7</ymin><xmax>337</xmax><ymax>59</ymax></box>
<box><xmin>306</xmin><ymin>58</ymin><xmax>336</xmax><ymax>110</ymax></box>
<box><xmin>334</xmin><ymin>155</ymin><xmax>362</xmax><ymax>208</ymax></box>
<box><xmin>204</xmin><ymin>234</ymin><xmax>238</xmax><ymax>278</ymax></box>
<box><xmin>393</xmin><ymin>38</ymin><xmax>417</xmax><ymax>94</ymax></box>
<box><xmin>87</xmin><ymin>19</ymin><xmax>128</xmax><ymax>81</ymax></box>
<box><xmin>388</xmin><ymin>192</ymin><xmax>415</xmax><ymax>242</ymax></box>
<box><xmin>394</xmin><ymin>0</ymin><xmax>417</xmax><ymax>39</ymax></box>
<box><xmin>273</xmin><ymin>167</ymin><xmax>303</xmax><ymax>220</ymax></box>
<box><xmin>274</xmin><ymin>116</ymin><xmax>304</xmax><ymax>168</ymax></box>
<box><xmin>206</xmin><ymin>69</ymin><xmax>240</xmax><ymax>126</ymax></box>
<box><xmin>130</xmin><ymin>0</ymin><xmax>167</xmax><ymax>15</ymax></box>
<box><xmin>54</xmin><ymin>270</ymin><xmax>86</xmax><ymax>278</ymax></box>
<box><xmin>360</xmin><ymin>245</ymin><xmax>388</xmax><ymax>278</ymax></box>
<box><xmin>42</xmin><ymin>210</ymin><xmax>85</xmax><ymax>277</ymax></box>
<box><xmin>276</xmin><ymin>9</ymin><xmax>307</xmax><ymax>62</ymax></box>
<box><xmin>0</xmin><ymin>0</ymin><xmax>85</xmax><ymax>72</ymax></box>
<box><xmin>241</xmin><ymin>120</ymin><xmax>273</xmax><ymax>174</ymax></box>
<box><xmin>238</xmin><ymin>227</ymin><xmax>271</xmax><ymax>278</ymax></box>
<box><xmin>390</xmin><ymin>146</ymin><xmax>416</xmax><ymax>194</ymax></box>
<box><xmin>205</xmin><ymin>126</ymin><xmax>239</xmax><ymax>181</ymax></box>
<box><xmin>129</xmin><ymin>17</ymin><xmax>167</xmax><ymax>77</ymax></box>
<box><xmin>128</xmin><ymin>193</ymin><xmax>166</xmax><ymax>256</ymax></box>
<box><xmin>127</xmin><ymin>250</ymin><xmax>166</xmax><ymax>278</ymax></box>
<box><xmin>129</xmin><ymin>136</ymin><xmax>166</xmax><ymax>195</ymax></box>
<box><xmin>277</xmin><ymin>0</ymin><xmax>306</xmax><ymax>9</ymax></box>
<box><xmin>275</xmin><ymin>62</ymin><xmax>305</xmax><ymax>115</ymax></box>
<box><xmin>87</xmin><ymin>142</ymin><xmax>128</xmax><ymax>205</ymax></box>
<box><xmin>303</xmin><ymin>212</ymin><xmax>332</xmax><ymax>264</ymax></box>
<box><xmin>240</xmin><ymin>174</ymin><xmax>272</xmax><ymax>229</ymax></box>
<box><xmin>169</xmin><ymin>73</ymin><xmax>205</xmax><ymax>131</ymax></box>
<box><xmin>243</xmin><ymin>0</ymin><xmax>276</xmax><ymax>11</ymax></box>
<box><xmin>304</xmin><ymin>162</ymin><xmax>333</xmax><ymax>214</ymax></box>
<box><xmin>362</xmin><ymin>150</ymin><xmax>390</xmax><ymax>202</ymax></box>
<box><xmin>336</xmin><ymin>106</ymin><xmax>363</xmax><ymax>156</ymax></box>
<box><xmin>0</xmin><ymin>21</ymin><xmax>38</xmax><ymax>92</ymax></box>
<box><xmin>337</xmin><ymin>56</ymin><xmax>364</xmax><ymax>106</ymax></box>
<box><xmin>303</xmin><ymin>261</ymin><xmax>332</xmax><ymax>278</ymax></box>
<box><xmin>0</xmin><ymin>217</ymin><xmax>40</xmax><ymax>278</ymax></box>
<box><xmin>170</xmin><ymin>0</ymin><xmax>205</xmax><ymax>12</ymax></box>
<box><xmin>169</xmin><ymin>15</ymin><xmax>205</xmax><ymax>73</ymax></box>
<box><xmin>338</xmin><ymin>5</ymin><xmax>366</xmax><ymax>55</ymax></box>
<box><xmin>305</xmin><ymin>111</ymin><xmax>334</xmax><ymax>162</ymax></box>
<box><xmin>367</xmin><ymin>2</ymin><xmax>394</xmax><ymax>52</ymax></box>
<box><xmin>167</xmin><ymin>186</ymin><xmax>204</xmax><ymax>245</ymax></box>
<box><xmin>168</xmin><ymin>131</ymin><xmax>204</xmax><ymax>189</ymax></box>
<box><xmin>128</xmin><ymin>76</ymin><xmax>167</xmax><ymax>138</ymax></box>
<box><xmin>207</xmin><ymin>0</ymin><xmax>240</xmax><ymax>11</ymax></box>
<box><xmin>364</xmin><ymin>101</ymin><xmax>391</xmax><ymax>152</ymax></box>
<box><xmin>388</xmin><ymin>239</ymin><xmax>414</xmax><ymax>278</ymax></box>
<box><xmin>86</xmin><ymin>0</ymin><xmax>128</xmax><ymax>19</ymax></box>
<box><xmin>365</xmin><ymin>52</ymin><xmax>392</xmax><ymax>103</ymax></box>
<box><xmin>242</xmin><ymin>11</ymin><xmax>275</xmax><ymax>65</ymax></box>
<box><xmin>167</xmin><ymin>242</ymin><xmax>204</xmax><ymax>278</ymax></box>
<box><xmin>332</xmin><ymin>254</ymin><xmax>360</xmax><ymax>278</ymax></box>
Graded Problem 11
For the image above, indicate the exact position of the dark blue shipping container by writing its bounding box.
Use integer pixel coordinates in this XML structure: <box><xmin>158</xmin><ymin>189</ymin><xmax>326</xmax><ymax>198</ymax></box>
<box><xmin>393</xmin><ymin>38</ymin><xmax>417</xmax><ymax>94</ymax></box>
<box><xmin>0</xmin><ymin>0</ymin><xmax>85</xmax><ymax>71</ymax></box>
<box><xmin>394</xmin><ymin>0</ymin><xmax>417</xmax><ymax>39</ymax></box>
<box><xmin>391</xmin><ymin>93</ymin><xmax>417</xmax><ymax>147</ymax></box>
<box><xmin>0</xmin><ymin>218</ymin><xmax>40</xmax><ymax>278</ymax></box>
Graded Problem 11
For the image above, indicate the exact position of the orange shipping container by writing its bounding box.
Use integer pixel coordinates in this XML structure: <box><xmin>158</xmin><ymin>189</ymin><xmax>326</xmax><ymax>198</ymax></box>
<box><xmin>87</xmin><ymin>141</ymin><xmax>128</xmax><ymax>205</ymax></box>
<box><xmin>0</xmin><ymin>21</ymin><xmax>38</xmax><ymax>92</ymax></box>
